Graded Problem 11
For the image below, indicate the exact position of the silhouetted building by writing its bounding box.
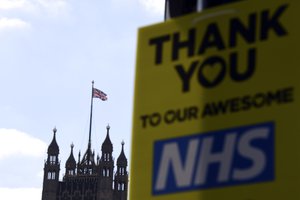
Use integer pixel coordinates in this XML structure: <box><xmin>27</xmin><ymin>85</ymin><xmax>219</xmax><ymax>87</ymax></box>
<box><xmin>42</xmin><ymin>125</ymin><xmax>128</xmax><ymax>200</ymax></box>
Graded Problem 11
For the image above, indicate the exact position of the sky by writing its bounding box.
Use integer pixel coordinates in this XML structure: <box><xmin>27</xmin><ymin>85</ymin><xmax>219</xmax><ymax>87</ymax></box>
<box><xmin>0</xmin><ymin>0</ymin><xmax>164</xmax><ymax>199</ymax></box>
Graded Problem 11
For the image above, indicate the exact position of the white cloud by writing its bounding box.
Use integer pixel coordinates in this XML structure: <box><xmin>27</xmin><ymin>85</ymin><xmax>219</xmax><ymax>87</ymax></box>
<box><xmin>0</xmin><ymin>188</ymin><xmax>41</xmax><ymax>200</ymax></box>
<box><xmin>0</xmin><ymin>0</ymin><xmax>69</xmax><ymax>16</ymax></box>
<box><xmin>0</xmin><ymin>17</ymin><xmax>30</xmax><ymax>31</ymax></box>
<box><xmin>0</xmin><ymin>129</ymin><xmax>47</xmax><ymax>160</ymax></box>
<box><xmin>36</xmin><ymin>0</ymin><xmax>69</xmax><ymax>17</ymax></box>
<box><xmin>0</xmin><ymin>0</ymin><xmax>28</xmax><ymax>10</ymax></box>
<box><xmin>138</xmin><ymin>0</ymin><xmax>165</xmax><ymax>15</ymax></box>
<box><xmin>0</xmin><ymin>0</ymin><xmax>69</xmax><ymax>32</ymax></box>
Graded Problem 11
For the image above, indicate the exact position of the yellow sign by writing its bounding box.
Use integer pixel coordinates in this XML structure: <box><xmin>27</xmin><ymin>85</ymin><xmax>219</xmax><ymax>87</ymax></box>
<box><xmin>130</xmin><ymin>0</ymin><xmax>300</xmax><ymax>199</ymax></box>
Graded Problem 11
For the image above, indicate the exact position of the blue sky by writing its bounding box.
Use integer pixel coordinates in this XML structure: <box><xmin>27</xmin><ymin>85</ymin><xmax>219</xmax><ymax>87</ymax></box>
<box><xmin>0</xmin><ymin>0</ymin><xmax>164</xmax><ymax>199</ymax></box>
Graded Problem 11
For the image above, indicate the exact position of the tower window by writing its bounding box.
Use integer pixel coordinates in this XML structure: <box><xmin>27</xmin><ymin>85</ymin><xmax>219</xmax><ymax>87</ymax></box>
<box><xmin>52</xmin><ymin>172</ymin><xmax>56</xmax><ymax>179</ymax></box>
<box><xmin>118</xmin><ymin>183</ymin><xmax>125</xmax><ymax>191</ymax></box>
<box><xmin>47</xmin><ymin>172</ymin><xmax>51</xmax><ymax>179</ymax></box>
<box><xmin>47</xmin><ymin>172</ymin><xmax>56</xmax><ymax>180</ymax></box>
<box><xmin>104</xmin><ymin>153</ymin><xmax>110</xmax><ymax>161</ymax></box>
<box><xmin>49</xmin><ymin>155</ymin><xmax>56</xmax><ymax>164</ymax></box>
<box><xmin>119</xmin><ymin>167</ymin><xmax>126</xmax><ymax>175</ymax></box>
<box><xmin>68</xmin><ymin>170</ymin><xmax>74</xmax><ymax>175</ymax></box>
<box><xmin>102</xmin><ymin>168</ymin><xmax>110</xmax><ymax>177</ymax></box>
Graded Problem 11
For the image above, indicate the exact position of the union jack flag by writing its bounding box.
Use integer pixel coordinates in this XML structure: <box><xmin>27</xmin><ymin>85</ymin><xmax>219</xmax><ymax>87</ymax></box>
<box><xmin>93</xmin><ymin>88</ymin><xmax>107</xmax><ymax>101</ymax></box>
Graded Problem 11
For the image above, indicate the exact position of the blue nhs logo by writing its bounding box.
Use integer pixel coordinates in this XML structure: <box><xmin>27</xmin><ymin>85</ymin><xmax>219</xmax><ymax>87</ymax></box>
<box><xmin>153</xmin><ymin>122</ymin><xmax>275</xmax><ymax>195</ymax></box>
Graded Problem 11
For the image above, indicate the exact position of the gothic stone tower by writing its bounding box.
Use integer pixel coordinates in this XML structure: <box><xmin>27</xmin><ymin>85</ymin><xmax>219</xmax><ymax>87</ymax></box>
<box><xmin>42</xmin><ymin>127</ymin><xmax>60</xmax><ymax>200</ymax></box>
<box><xmin>114</xmin><ymin>141</ymin><xmax>128</xmax><ymax>200</ymax></box>
<box><xmin>41</xmin><ymin>126</ymin><xmax>128</xmax><ymax>200</ymax></box>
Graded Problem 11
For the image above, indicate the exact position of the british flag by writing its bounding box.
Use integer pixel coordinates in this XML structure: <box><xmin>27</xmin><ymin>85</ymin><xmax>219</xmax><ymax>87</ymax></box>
<box><xmin>93</xmin><ymin>88</ymin><xmax>108</xmax><ymax>101</ymax></box>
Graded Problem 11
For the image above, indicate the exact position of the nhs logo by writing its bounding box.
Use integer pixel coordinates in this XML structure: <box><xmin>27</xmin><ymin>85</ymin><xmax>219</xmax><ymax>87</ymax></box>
<box><xmin>153</xmin><ymin>122</ymin><xmax>275</xmax><ymax>195</ymax></box>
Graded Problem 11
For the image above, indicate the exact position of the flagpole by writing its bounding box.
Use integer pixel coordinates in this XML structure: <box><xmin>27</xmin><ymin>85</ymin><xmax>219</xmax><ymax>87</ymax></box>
<box><xmin>88</xmin><ymin>80</ymin><xmax>94</xmax><ymax>149</ymax></box>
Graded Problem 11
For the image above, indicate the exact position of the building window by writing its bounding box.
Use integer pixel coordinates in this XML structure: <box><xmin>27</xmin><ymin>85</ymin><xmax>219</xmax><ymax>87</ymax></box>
<box><xmin>50</xmin><ymin>155</ymin><xmax>56</xmax><ymax>164</ymax></box>
<box><xmin>103</xmin><ymin>153</ymin><xmax>110</xmax><ymax>161</ymax></box>
<box><xmin>52</xmin><ymin>172</ymin><xmax>56</xmax><ymax>179</ymax></box>
<box><xmin>102</xmin><ymin>168</ymin><xmax>109</xmax><ymax>177</ymax></box>
<box><xmin>119</xmin><ymin>167</ymin><xmax>125</xmax><ymax>175</ymax></box>
<box><xmin>118</xmin><ymin>183</ymin><xmax>125</xmax><ymax>191</ymax></box>
<box><xmin>47</xmin><ymin>172</ymin><xmax>51</xmax><ymax>179</ymax></box>
<box><xmin>47</xmin><ymin>172</ymin><xmax>56</xmax><ymax>180</ymax></box>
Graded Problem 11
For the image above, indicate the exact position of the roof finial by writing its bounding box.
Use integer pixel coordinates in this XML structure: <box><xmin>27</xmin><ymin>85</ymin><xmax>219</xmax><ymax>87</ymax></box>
<box><xmin>78</xmin><ymin>151</ymin><xmax>81</xmax><ymax>163</ymax></box>
<box><xmin>71</xmin><ymin>143</ymin><xmax>74</xmax><ymax>149</ymax></box>
<box><xmin>53</xmin><ymin>127</ymin><xmax>57</xmax><ymax>134</ymax></box>
<box><xmin>121</xmin><ymin>140</ymin><xmax>125</xmax><ymax>146</ymax></box>
<box><xmin>106</xmin><ymin>124</ymin><xmax>110</xmax><ymax>130</ymax></box>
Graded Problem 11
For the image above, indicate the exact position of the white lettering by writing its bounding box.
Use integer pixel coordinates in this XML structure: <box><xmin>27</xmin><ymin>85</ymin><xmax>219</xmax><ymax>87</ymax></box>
<box><xmin>233</xmin><ymin>127</ymin><xmax>269</xmax><ymax>180</ymax></box>
<box><xmin>155</xmin><ymin>139</ymin><xmax>199</xmax><ymax>190</ymax></box>
<box><xmin>194</xmin><ymin>133</ymin><xmax>236</xmax><ymax>185</ymax></box>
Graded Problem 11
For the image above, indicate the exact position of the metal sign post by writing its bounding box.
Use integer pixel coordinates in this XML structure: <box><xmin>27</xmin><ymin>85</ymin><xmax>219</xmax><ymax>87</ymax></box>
<box><xmin>165</xmin><ymin>0</ymin><xmax>243</xmax><ymax>20</ymax></box>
